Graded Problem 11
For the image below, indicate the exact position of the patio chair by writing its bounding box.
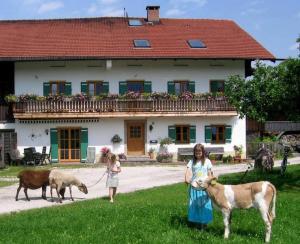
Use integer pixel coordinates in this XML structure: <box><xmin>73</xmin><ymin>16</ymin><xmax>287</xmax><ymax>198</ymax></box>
<box><xmin>22</xmin><ymin>147</ymin><xmax>41</xmax><ymax>165</ymax></box>
<box><xmin>23</xmin><ymin>148</ymin><xmax>35</xmax><ymax>166</ymax></box>
<box><xmin>39</xmin><ymin>146</ymin><xmax>50</xmax><ymax>165</ymax></box>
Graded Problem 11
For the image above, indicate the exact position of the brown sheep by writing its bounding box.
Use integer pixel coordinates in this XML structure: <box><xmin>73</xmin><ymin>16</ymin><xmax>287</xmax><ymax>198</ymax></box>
<box><xmin>15</xmin><ymin>169</ymin><xmax>65</xmax><ymax>201</ymax></box>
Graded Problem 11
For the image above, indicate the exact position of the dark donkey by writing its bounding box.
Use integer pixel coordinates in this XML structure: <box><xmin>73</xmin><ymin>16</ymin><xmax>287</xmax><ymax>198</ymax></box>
<box><xmin>16</xmin><ymin>169</ymin><xmax>65</xmax><ymax>201</ymax></box>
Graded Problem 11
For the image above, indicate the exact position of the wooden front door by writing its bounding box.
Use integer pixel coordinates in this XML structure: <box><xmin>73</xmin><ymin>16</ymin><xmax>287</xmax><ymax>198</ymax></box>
<box><xmin>59</xmin><ymin>128</ymin><xmax>80</xmax><ymax>162</ymax></box>
<box><xmin>127</xmin><ymin>122</ymin><xmax>145</xmax><ymax>156</ymax></box>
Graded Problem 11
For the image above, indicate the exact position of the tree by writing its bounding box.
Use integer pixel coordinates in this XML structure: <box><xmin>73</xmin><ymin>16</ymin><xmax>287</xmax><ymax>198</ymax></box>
<box><xmin>225</xmin><ymin>61</ymin><xmax>283</xmax><ymax>138</ymax></box>
<box><xmin>297</xmin><ymin>35</ymin><xmax>300</xmax><ymax>57</ymax></box>
<box><xmin>277</xmin><ymin>58</ymin><xmax>300</xmax><ymax>120</ymax></box>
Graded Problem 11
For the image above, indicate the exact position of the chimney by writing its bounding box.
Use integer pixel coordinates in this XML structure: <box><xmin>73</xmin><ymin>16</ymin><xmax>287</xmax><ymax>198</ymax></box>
<box><xmin>146</xmin><ymin>6</ymin><xmax>160</xmax><ymax>22</ymax></box>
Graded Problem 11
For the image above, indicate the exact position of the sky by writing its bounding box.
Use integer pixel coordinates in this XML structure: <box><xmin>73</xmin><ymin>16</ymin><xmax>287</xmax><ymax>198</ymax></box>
<box><xmin>0</xmin><ymin>0</ymin><xmax>299</xmax><ymax>59</ymax></box>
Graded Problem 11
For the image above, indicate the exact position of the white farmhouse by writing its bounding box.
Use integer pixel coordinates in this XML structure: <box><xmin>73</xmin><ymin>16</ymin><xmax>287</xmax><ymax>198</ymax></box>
<box><xmin>0</xmin><ymin>6</ymin><xmax>275</xmax><ymax>163</ymax></box>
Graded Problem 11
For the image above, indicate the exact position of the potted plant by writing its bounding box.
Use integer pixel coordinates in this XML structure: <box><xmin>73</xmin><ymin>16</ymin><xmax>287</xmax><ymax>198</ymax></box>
<box><xmin>148</xmin><ymin>147</ymin><xmax>156</xmax><ymax>159</ymax></box>
<box><xmin>99</xmin><ymin>147</ymin><xmax>111</xmax><ymax>164</ymax></box>
<box><xmin>4</xmin><ymin>94</ymin><xmax>18</xmax><ymax>103</ymax></box>
<box><xmin>233</xmin><ymin>145</ymin><xmax>243</xmax><ymax>162</ymax></box>
<box><xmin>156</xmin><ymin>152</ymin><xmax>173</xmax><ymax>163</ymax></box>
<box><xmin>111</xmin><ymin>134</ymin><xmax>122</xmax><ymax>144</ymax></box>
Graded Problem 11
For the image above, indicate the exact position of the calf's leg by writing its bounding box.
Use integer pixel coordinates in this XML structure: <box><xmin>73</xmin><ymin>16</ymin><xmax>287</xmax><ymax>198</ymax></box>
<box><xmin>15</xmin><ymin>183</ymin><xmax>22</xmax><ymax>201</ymax></box>
<box><xmin>259</xmin><ymin>207</ymin><xmax>272</xmax><ymax>243</ymax></box>
<box><xmin>222</xmin><ymin>209</ymin><xmax>231</xmax><ymax>239</ymax></box>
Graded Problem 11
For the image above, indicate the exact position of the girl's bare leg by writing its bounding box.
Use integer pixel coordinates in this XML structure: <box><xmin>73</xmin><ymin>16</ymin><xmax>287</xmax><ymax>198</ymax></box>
<box><xmin>109</xmin><ymin>187</ymin><xmax>114</xmax><ymax>202</ymax></box>
<box><xmin>113</xmin><ymin>187</ymin><xmax>117</xmax><ymax>198</ymax></box>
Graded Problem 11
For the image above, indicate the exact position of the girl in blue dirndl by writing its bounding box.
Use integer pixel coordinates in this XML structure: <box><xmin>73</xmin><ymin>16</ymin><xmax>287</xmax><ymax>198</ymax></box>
<box><xmin>185</xmin><ymin>143</ymin><xmax>213</xmax><ymax>225</ymax></box>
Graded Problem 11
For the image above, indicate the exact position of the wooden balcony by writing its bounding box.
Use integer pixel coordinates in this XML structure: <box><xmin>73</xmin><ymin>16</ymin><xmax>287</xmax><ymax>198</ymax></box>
<box><xmin>12</xmin><ymin>98</ymin><xmax>237</xmax><ymax>119</ymax></box>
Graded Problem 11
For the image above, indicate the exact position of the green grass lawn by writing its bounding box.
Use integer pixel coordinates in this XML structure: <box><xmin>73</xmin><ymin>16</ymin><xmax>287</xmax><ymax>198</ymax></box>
<box><xmin>0</xmin><ymin>165</ymin><xmax>299</xmax><ymax>244</ymax></box>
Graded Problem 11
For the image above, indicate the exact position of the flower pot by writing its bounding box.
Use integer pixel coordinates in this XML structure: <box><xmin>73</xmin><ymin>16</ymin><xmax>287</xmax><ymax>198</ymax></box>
<box><xmin>148</xmin><ymin>152</ymin><xmax>155</xmax><ymax>159</ymax></box>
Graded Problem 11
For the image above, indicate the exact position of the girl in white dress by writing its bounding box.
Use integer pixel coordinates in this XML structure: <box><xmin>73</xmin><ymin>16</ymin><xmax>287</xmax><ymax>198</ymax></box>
<box><xmin>106</xmin><ymin>153</ymin><xmax>121</xmax><ymax>203</ymax></box>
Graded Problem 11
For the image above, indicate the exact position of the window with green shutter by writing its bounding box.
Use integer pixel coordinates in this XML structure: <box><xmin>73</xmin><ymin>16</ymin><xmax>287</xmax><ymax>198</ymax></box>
<box><xmin>43</xmin><ymin>82</ymin><xmax>50</xmax><ymax>96</ymax></box>
<box><xmin>81</xmin><ymin>82</ymin><xmax>88</xmax><ymax>95</ymax></box>
<box><xmin>167</xmin><ymin>81</ymin><xmax>175</xmax><ymax>95</ymax></box>
<box><xmin>65</xmin><ymin>82</ymin><xmax>72</xmax><ymax>95</ymax></box>
<box><xmin>49</xmin><ymin>81</ymin><xmax>69</xmax><ymax>95</ymax></box>
<box><xmin>85</xmin><ymin>81</ymin><xmax>109</xmax><ymax>95</ymax></box>
<box><xmin>80</xmin><ymin>128</ymin><xmax>88</xmax><ymax>163</ymax></box>
<box><xmin>177</xmin><ymin>126</ymin><xmax>186</xmax><ymax>144</ymax></box>
<box><xmin>225</xmin><ymin>125</ymin><xmax>232</xmax><ymax>143</ymax></box>
<box><xmin>174</xmin><ymin>81</ymin><xmax>188</xmax><ymax>95</ymax></box>
<box><xmin>50</xmin><ymin>128</ymin><xmax>58</xmax><ymax>163</ymax></box>
<box><xmin>206</xmin><ymin>125</ymin><xmax>229</xmax><ymax>144</ymax></box>
<box><xmin>102</xmin><ymin>81</ymin><xmax>109</xmax><ymax>94</ymax></box>
<box><xmin>143</xmin><ymin>81</ymin><xmax>152</xmax><ymax>93</ymax></box>
<box><xmin>205</xmin><ymin>126</ymin><xmax>212</xmax><ymax>143</ymax></box>
<box><xmin>188</xmin><ymin>81</ymin><xmax>195</xmax><ymax>93</ymax></box>
<box><xmin>119</xmin><ymin>81</ymin><xmax>127</xmax><ymax>95</ymax></box>
<box><xmin>190</xmin><ymin>125</ymin><xmax>196</xmax><ymax>143</ymax></box>
<box><xmin>168</xmin><ymin>125</ymin><xmax>176</xmax><ymax>142</ymax></box>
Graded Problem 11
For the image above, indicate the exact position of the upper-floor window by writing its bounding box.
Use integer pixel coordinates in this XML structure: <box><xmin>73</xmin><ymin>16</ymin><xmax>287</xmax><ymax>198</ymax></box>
<box><xmin>87</xmin><ymin>81</ymin><xmax>103</xmax><ymax>96</ymax></box>
<box><xmin>127</xmin><ymin>81</ymin><xmax>144</xmax><ymax>93</ymax></box>
<box><xmin>50</xmin><ymin>81</ymin><xmax>65</xmax><ymax>95</ymax></box>
<box><xmin>174</xmin><ymin>81</ymin><xmax>188</xmax><ymax>95</ymax></box>
<box><xmin>211</xmin><ymin>125</ymin><xmax>225</xmax><ymax>144</ymax></box>
<box><xmin>176</xmin><ymin>125</ymin><xmax>190</xmax><ymax>144</ymax></box>
<box><xmin>134</xmin><ymin>40</ymin><xmax>151</xmax><ymax>48</ymax></box>
<box><xmin>210</xmin><ymin>80</ymin><xmax>225</xmax><ymax>93</ymax></box>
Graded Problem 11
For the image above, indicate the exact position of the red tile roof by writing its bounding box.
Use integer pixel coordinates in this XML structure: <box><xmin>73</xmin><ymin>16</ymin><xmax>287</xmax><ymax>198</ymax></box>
<box><xmin>0</xmin><ymin>17</ymin><xmax>275</xmax><ymax>60</ymax></box>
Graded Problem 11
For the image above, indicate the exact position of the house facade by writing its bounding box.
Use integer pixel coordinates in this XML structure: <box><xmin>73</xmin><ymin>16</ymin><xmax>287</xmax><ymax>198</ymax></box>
<box><xmin>0</xmin><ymin>6</ymin><xmax>275</xmax><ymax>163</ymax></box>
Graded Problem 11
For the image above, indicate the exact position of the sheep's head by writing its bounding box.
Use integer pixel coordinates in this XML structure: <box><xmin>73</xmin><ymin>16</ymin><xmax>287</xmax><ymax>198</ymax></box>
<box><xmin>78</xmin><ymin>184</ymin><xmax>88</xmax><ymax>194</ymax></box>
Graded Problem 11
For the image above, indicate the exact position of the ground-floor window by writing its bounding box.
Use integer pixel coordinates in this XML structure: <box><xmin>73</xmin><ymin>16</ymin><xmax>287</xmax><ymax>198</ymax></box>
<box><xmin>176</xmin><ymin>125</ymin><xmax>190</xmax><ymax>144</ymax></box>
<box><xmin>211</xmin><ymin>125</ymin><xmax>225</xmax><ymax>144</ymax></box>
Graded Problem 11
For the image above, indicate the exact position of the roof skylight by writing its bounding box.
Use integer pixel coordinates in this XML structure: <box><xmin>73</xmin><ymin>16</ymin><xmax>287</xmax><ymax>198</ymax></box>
<box><xmin>134</xmin><ymin>40</ymin><xmax>151</xmax><ymax>48</ymax></box>
<box><xmin>129</xmin><ymin>19</ymin><xmax>143</xmax><ymax>26</ymax></box>
<box><xmin>187</xmin><ymin>39</ymin><xmax>206</xmax><ymax>48</ymax></box>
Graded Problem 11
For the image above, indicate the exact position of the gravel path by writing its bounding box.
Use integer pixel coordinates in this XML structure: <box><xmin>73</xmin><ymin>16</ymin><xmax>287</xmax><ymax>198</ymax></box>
<box><xmin>0</xmin><ymin>157</ymin><xmax>299</xmax><ymax>215</ymax></box>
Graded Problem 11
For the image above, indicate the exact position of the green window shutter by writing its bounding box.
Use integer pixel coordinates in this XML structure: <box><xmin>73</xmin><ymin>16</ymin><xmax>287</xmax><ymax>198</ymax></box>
<box><xmin>102</xmin><ymin>81</ymin><xmax>109</xmax><ymax>94</ymax></box>
<box><xmin>168</xmin><ymin>126</ymin><xmax>176</xmax><ymax>143</ymax></box>
<box><xmin>144</xmin><ymin>81</ymin><xmax>152</xmax><ymax>93</ymax></box>
<box><xmin>210</xmin><ymin>81</ymin><xmax>219</xmax><ymax>93</ymax></box>
<box><xmin>167</xmin><ymin>81</ymin><xmax>175</xmax><ymax>95</ymax></box>
<box><xmin>65</xmin><ymin>82</ymin><xmax>72</xmax><ymax>95</ymax></box>
<box><xmin>188</xmin><ymin>81</ymin><xmax>195</xmax><ymax>93</ymax></box>
<box><xmin>205</xmin><ymin>126</ymin><xmax>212</xmax><ymax>143</ymax></box>
<box><xmin>43</xmin><ymin>82</ymin><xmax>50</xmax><ymax>96</ymax></box>
<box><xmin>190</xmin><ymin>125</ymin><xmax>196</xmax><ymax>143</ymax></box>
<box><xmin>81</xmin><ymin>82</ymin><xmax>87</xmax><ymax>95</ymax></box>
<box><xmin>119</xmin><ymin>81</ymin><xmax>127</xmax><ymax>95</ymax></box>
<box><xmin>50</xmin><ymin>128</ymin><xmax>58</xmax><ymax>163</ymax></box>
<box><xmin>80</xmin><ymin>128</ymin><xmax>88</xmax><ymax>163</ymax></box>
<box><xmin>225</xmin><ymin>125</ymin><xmax>232</xmax><ymax>143</ymax></box>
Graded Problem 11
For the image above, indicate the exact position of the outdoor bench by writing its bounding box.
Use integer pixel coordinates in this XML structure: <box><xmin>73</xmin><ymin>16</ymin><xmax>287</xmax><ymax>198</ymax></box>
<box><xmin>177</xmin><ymin>147</ymin><xmax>224</xmax><ymax>159</ymax></box>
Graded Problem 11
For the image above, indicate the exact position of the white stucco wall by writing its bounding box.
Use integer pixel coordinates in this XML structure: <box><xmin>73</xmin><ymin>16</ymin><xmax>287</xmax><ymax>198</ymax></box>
<box><xmin>15</xmin><ymin>59</ymin><xmax>244</xmax><ymax>95</ymax></box>
<box><xmin>14</xmin><ymin>116</ymin><xmax>246</xmax><ymax>159</ymax></box>
<box><xmin>12</xmin><ymin>59</ymin><xmax>246</xmax><ymax>160</ymax></box>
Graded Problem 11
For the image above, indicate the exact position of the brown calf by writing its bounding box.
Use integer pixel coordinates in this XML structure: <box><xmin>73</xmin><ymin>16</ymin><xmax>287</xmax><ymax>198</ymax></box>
<box><xmin>195</xmin><ymin>177</ymin><xmax>276</xmax><ymax>243</ymax></box>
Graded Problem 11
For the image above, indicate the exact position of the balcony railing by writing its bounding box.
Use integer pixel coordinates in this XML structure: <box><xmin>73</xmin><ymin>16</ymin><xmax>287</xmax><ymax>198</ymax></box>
<box><xmin>12</xmin><ymin>98</ymin><xmax>236</xmax><ymax>118</ymax></box>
